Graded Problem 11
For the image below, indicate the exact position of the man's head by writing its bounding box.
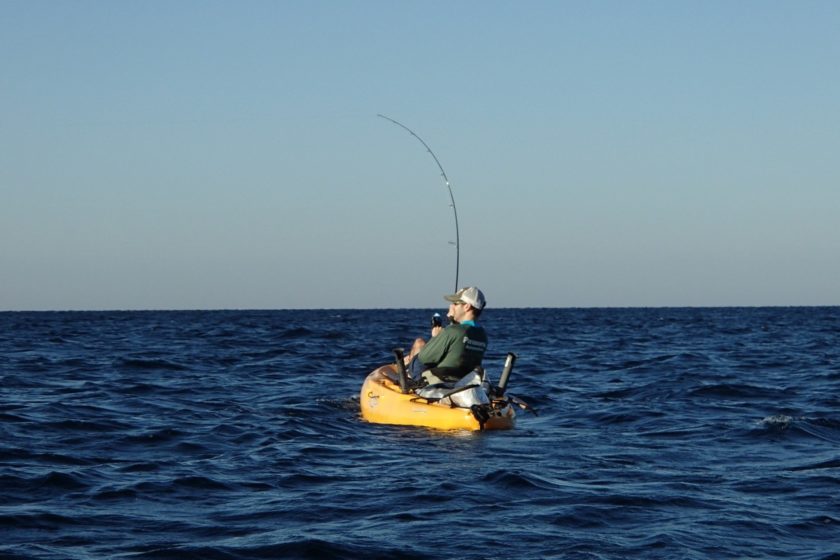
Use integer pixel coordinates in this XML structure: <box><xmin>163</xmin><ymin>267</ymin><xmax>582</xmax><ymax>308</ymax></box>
<box><xmin>444</xmin><ymin>286</ymin><xmax>486</xmax><ymax>321</ymax></box>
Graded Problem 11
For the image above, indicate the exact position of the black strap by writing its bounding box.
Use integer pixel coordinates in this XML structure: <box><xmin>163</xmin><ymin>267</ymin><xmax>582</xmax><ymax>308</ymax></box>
<box><xmin>411</xmin><ymin>384</ymin><xmax>480</xmax><ymax>407</ymax></box>
<box><xmin>429</xmin><ymin>366</ymin><xmax>470</xmax><ymax>383</ymax></box>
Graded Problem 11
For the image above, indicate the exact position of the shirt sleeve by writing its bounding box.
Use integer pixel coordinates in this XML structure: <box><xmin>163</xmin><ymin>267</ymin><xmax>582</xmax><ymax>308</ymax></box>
<box><xmin>417</xmin><ymin>327</ymin><xmax>455</xmax><ymax>367</ymax></box>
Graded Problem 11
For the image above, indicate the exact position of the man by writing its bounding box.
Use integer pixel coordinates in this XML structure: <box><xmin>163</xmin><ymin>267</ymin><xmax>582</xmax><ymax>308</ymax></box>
<box><xmin>406</xmin><ymin>286</ymin><xmax>488</xmax><ymax>385</ymax></box>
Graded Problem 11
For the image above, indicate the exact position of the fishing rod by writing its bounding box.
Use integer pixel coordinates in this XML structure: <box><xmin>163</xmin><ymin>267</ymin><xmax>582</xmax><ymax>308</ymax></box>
<box><xmin>377</xmin><ymin>114</ymin><xmax>460</xmax><ymax>293</ymax></box>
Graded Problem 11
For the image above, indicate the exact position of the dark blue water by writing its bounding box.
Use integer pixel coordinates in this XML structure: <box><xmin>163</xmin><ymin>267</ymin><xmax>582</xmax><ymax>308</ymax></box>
<box><xmin>2</xmin><ymin>308</ymin><xmax>840</xmax><ymax>559</ymax></box>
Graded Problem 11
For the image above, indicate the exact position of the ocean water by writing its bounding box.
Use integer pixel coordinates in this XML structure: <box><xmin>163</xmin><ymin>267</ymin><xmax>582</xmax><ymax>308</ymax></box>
<box><xmin>2</xmin><ymin>307</ymin><xmax>840</xmax><ymax>560</ymax></box>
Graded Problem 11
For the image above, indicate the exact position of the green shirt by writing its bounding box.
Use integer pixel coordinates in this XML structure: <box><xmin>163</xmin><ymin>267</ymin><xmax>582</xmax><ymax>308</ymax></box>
<box><xmin>417</xmin><ymin>321</ymin><xmax>488</xmax><ymax>381</ymax></box>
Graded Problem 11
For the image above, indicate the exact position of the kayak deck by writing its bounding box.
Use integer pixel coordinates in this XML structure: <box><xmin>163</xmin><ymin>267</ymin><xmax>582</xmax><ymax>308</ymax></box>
<box><xmin>360</xmin><ymin>364</ymin><xmax>516</xmax><ymax>431</ymax></box>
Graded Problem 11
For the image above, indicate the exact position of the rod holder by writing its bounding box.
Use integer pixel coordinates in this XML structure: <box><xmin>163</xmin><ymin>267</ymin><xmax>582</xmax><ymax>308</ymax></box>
<box><xmin>392</xmin><ymin>348</ymin><xmax>410</xmax><ymax>394</ymax></box>
<box><xmin>497</xmin><ymin>352</ymin><xmax>517</xmax><ymax>396</ymax></box>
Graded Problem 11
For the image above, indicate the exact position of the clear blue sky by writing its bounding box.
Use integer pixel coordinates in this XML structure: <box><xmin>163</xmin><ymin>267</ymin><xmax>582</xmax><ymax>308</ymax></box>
<box><xmin>2</xmin><ymin>0</ymin><xmax>838</xmax><ymax>310</ymax></box>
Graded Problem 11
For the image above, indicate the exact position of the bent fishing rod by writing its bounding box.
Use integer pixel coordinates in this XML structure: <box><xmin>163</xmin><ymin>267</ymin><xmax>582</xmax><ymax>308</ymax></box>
<box><xmin>377</xmin><ymin>114</ymin><xmax>460</xmax><ymax>292</ymax></box>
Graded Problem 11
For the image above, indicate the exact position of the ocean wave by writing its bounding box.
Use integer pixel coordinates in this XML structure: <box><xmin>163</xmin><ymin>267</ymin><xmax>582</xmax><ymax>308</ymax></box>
<box><xmin>116</xmin><ymin>357</ymin><xmax>191</xmax><ymax>371</ymax></box>
<box><xmin>127</xmin><ymin>539</ymin><xmax>429</xmax><ymax>560</ymax></box>
<box><xmin>689</xmin><ymin>383</ymin><xmax>794</xmax><ymax>400</ymax></box>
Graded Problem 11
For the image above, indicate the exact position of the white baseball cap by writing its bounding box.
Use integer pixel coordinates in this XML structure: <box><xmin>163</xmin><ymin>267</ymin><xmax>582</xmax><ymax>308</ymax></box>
<box><xmin>444</xmin><ymin>286</ymin><xmax>486</xmax><ymax>310</ymax></box>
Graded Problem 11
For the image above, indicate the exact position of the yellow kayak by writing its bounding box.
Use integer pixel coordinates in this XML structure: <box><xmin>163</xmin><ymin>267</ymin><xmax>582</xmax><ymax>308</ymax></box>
<box><xmin>360</xmin><ymin>364</ymin><xmax>516</xmax><ymax>431</ymax></box>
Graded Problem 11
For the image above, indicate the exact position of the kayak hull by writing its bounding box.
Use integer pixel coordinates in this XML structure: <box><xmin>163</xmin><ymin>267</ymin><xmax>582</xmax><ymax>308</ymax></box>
<box><xmin>360</xmin><ymin>364</ymin><xmax>516</xmax><ymax>431</ymax></box>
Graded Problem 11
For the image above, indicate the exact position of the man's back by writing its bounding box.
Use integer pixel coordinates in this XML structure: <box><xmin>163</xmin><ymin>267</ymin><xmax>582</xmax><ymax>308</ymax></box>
<box><xmin>418</xmin><ymin>322</ymin><xmax>487</xmax><ymax>382</ymax></box>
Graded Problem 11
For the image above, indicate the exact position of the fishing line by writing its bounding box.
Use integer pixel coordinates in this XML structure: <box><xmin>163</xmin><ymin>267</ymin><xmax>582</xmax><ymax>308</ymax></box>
<box><xmin>377</xmin><ymin>114</ymin><xmax>460</xmax><ymax>292</ymax></box>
